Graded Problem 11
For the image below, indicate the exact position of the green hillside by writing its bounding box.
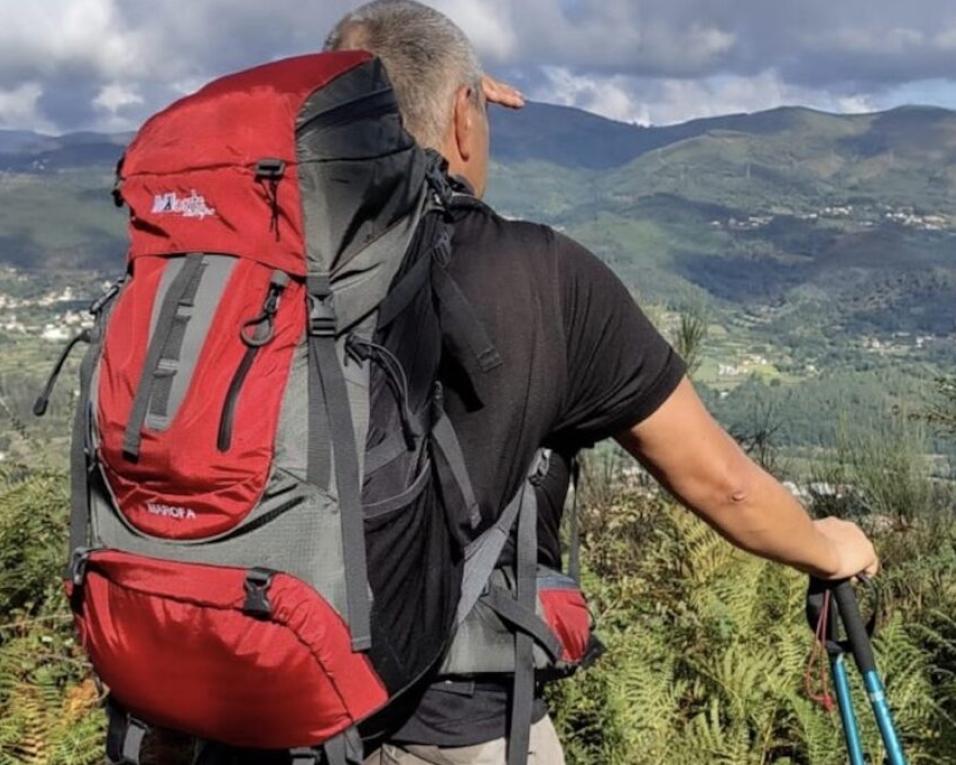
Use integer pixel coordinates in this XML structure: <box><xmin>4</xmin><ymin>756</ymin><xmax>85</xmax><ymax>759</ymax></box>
<box><xmin>488</xmin><ymin>105</ymin><xmax>956</xmax><ymax>343</ymax></box>
<box><xmin>0</xmin><ymin>104</ymin><xmax>954</xmax><ymax>464</ymax></box>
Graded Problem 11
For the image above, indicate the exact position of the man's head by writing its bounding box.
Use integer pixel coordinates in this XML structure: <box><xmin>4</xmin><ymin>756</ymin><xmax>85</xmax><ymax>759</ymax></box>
<box><xmin>325</xmin><ymin>0</ymin><xmax>490</xmax><ymax>197</ymax></box>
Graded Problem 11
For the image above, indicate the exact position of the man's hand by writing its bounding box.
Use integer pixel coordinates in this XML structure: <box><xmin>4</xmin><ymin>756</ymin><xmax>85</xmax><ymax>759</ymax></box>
<box><xmin>813</xmin><ymin>517</ymin><xmax>880</xmax><ymax>580</ymax></box>
<box><xmin>482</xmin><ymin>74</ymin><xmax>525</xmax><ymax>109</ymax></box>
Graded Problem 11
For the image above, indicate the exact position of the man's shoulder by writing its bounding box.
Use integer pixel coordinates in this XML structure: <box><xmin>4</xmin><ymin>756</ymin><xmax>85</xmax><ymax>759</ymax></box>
<box><xmin>450</xmin><ymin>198</ymin><xmax>558</xmax><ymax>255</ymax></box>
<box><xmin>446</xmin><ymin>198</ymin><xmax>575</xmax><ymax>293</ymax></box>
<box><xmin>448</xmin><ymin>198</ymin><xmax>611</xmax><ymax>296</ymax></box>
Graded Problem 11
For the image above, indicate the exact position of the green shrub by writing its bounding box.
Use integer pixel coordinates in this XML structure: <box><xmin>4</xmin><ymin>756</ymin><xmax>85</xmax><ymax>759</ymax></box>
<box><xmin>0</xmin><ymin>469</ymin><xmax>102</xmax><ymax>765</ymax></box>
<box><xmin>549</xmin><ymin>489</ymin><xmax>956</xmax><ymax>764</ymax></box>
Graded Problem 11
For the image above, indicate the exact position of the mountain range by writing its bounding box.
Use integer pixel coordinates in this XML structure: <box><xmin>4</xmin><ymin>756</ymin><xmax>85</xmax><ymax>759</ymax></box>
<box><xmin>1</xmin><ymin>102</ymin><xmax>954</xmax><ymax>360</ymax></box>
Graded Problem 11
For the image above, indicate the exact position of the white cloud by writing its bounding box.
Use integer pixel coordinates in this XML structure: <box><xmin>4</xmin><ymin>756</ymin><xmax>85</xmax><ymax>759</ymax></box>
<box><xmin>2</xmin><ymin>0</ymin><xmax>956</xmax><ymax>132</ymax></box>
<box><xmin>436</xmin><ymin>0</ymin><xmax>518</xmax><ymax>62</ymax></box>
<box><xmin>93</xmin><ymin>83</ymin><xmax>144</xmax><ymax>114</ymax></box>
<box><xmin>0</xmin><ymin>0</ymin><xmax>146</xmax><ymax>83</ymax></box>
<box><xmin>90</xmin><ymin>83</ymin><xmax>145</xmax><ymax>131</ymax></box>
<box><xmin>0</xmin><ymin>82</ymin><xmax>53</xmax><ymax>131</ymax></box>
<box><xmin>538</xmin><ymin>67</ymin><xmax>644</xmax><ymax>124</ymax></box>
<box><xmin>931</xmin><ymin>26</ymin><xmax>956</xmax><ymax>50</ymax></box>
<box><xmin>534</xmin><ymin>67</ymin><xmax>890</xmax><ymax>126</ymax></box>
<box><xmin>834</xmin><ymin>94</ymin><xmax>877</xmax><ymax>113</ymax></box>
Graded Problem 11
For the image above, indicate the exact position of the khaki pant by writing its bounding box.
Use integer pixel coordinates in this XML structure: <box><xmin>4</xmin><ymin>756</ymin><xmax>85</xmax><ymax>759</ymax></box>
<box><xmin>364</xmin><ymin>716</ymin><xmax>565</xmax><ymax>765</ymax></box>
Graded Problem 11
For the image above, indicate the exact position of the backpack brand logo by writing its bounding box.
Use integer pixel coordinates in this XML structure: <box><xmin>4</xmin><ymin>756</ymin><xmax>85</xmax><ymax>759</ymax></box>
<box><xmin>151</xmin><ymin>190</ymin><xmax>217</xmax><ymax>220</ymax></box>
<box><xmin>146</xmin><ymin>502</ymin><xmax>197</xmax><ymax>521</ymax></box>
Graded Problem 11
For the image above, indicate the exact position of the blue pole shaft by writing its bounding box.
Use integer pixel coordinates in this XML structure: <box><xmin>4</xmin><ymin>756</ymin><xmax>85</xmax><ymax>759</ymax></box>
<box><xmin>831</xmin><ymin>654</ymin><xmax>866</xmax><ymax>765</ymax></box>
<box><xmin>863</xmin><ymin>671</ymin><xmax>907</xmax><ymax>765</ymax></box>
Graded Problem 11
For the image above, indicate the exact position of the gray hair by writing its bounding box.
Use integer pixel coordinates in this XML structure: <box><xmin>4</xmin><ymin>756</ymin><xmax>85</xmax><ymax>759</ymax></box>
<box><xmin>325</xmin><ymin>0</ymin><xmax>483</xmax><ymax>149</ymax></box>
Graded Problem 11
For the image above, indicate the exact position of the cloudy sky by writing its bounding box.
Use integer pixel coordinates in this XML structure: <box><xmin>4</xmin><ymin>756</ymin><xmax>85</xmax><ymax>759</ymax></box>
<box><xmin>3</xmin><ymin>0</ymin><xmax>956</xmax><ymax>134</ymax></box>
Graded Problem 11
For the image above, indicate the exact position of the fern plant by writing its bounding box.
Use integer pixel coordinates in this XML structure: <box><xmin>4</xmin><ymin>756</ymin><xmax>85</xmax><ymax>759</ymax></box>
<box><xmin>550</xmin><ymin>490</ymin><xmax>956</xmax><ymax>764</ymax></box>
<box><xmin>0</xmin><ymin>469</ymin><xmax>103</xmax><ymax>765</ymax></box>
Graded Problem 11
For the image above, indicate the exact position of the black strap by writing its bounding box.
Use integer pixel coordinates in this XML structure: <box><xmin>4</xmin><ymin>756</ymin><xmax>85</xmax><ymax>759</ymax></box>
<box><xmin>363</xmin><ymin>461</ymin><xmax>431</xmax><ymax>518</ymax></box>
<box><xmin>433</xmin><ymin>264</ymin><xmax>502</xmax><ymax>380</ymax></box>
<box><xmin>431</xmin><ymin>411</ymin><xmax>481</xmax><ymax>531</ymax></box>
<box><xmin>364</xmin><ymin>432</ymin><xmax>409</xmax><ymax>475</ymax></box>
<box><xmin>307</xmin><ymin>275</ymin><xmax>371</xmax><ymax>652</ymax></box>
<box><xmin>105</xmin><ymin>698</ymin><xmax>126</xmax><ymax>763</ymax></box>
<box><xmin>508</xmin><ymin>484</ymin><xmax>538</xmax><ymax>765</ymax></box>
<box><xmin>67</xmin><ymin>347</ymin><xmax>95</xmax><ymax>566</ymax></box>
<box><xmin>123</xmin><ymin>254</ymin><xmax>205</xmax><ymax>460</ymax></box>
<box><xmin>33</xmin><ymin>328</ymin><xmax>91</xmax><ymax>416</ymax></box>
<box><xmin>376</xmin><ymin>239</ymin><xmax>435</xmax><ymax>330</ymax></box>
<box><xmin>105</xmin><ymin>698</ymin><xmax>148</xmax><ymax>765</ymax></box>
<box><xmin>568</xmin><ymin>456</ymin><xmax>581</xmax><ymax>583</ymax></box>
<box><xmin>192</xmin><ymin>740</ymin><xmax>233</xmax><ymax>765</ymax></box>
<box><xmin>482</xmin><ymin>586</ymin><xmax>562</xmax><ymax>662</ymax></box>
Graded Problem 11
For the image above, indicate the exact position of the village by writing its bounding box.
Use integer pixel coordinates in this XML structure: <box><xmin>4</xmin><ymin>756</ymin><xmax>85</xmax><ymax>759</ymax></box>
<box><xmin>0</xmin><ymin>269</ymin><xmax>99</xmax><ymax>341</ymax></box>
<box><xmin>710</xmin><ymin>203</ymin><xmax>952</xmax><ymax>232</ymax></box>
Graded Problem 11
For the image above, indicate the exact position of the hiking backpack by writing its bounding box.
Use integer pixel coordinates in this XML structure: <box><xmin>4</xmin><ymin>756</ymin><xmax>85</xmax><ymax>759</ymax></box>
<box><xmin>34</xmin><ymin>51</ymin><xmax>533</xmax><ymax>764</ymax></box>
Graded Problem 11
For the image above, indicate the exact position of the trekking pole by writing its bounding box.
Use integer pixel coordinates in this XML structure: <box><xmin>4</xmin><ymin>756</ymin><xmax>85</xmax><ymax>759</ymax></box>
<box><xmin>806</xmin><ymin>578</ymin><xmax>908</xmax><ymax>765</ymax></box>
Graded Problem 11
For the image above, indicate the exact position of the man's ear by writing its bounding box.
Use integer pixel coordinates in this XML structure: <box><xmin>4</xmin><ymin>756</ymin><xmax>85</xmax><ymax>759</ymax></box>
<box><xmin>452</xmin><ymin>85</ymin><xmax>475</xmax><ymax>162</ymax></box>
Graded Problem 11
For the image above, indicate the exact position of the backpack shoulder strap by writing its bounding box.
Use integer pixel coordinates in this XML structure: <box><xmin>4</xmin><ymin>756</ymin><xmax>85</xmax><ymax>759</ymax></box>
<box><xmin>305</xmin><ymin>273</ymin><xmax>371</xmax><ymax>653</ymax></box>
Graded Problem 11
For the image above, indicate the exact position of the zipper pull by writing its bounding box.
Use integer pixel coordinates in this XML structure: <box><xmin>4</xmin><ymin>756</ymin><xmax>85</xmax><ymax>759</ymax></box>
<box><xmin>240</xmin><ymin>271</ymin><xmax>290</xmax><ymax>347</ymax></box>
<box><xmin>255</xmin><ymin>158</ymin><xmax>286</xmax><ymax>242</ymax></box>
<box><xmin>89</xmin><ymin>280</ymin><xmax>122</xmax><ymax>315</ymax></box>
<box><xmin>37</xmin><ymin>277</ymin><xmax>124</xmax><ymax>416</ymax></box>
<box><xmin>34</xmin><ymin>329</ymin><xmax>92</xmax><ymax>416</ymax></box>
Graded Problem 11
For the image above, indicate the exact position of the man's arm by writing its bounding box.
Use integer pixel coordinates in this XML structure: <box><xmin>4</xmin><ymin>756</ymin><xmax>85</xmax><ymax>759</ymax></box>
<box><xmin>616</xmin><ymin>377</ymin><xmax>879</xmax><ymax>580</ymax></box>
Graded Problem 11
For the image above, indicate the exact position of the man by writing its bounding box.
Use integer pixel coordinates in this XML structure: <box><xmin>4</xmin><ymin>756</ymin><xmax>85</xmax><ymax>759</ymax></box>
<box><xmin>323</xmin><ymin>3</ymin><xmax>880</xmax><ymax>764</ymax></box>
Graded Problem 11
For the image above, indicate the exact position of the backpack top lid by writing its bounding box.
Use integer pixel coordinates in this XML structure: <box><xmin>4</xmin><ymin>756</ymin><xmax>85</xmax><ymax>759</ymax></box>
<box><xmin>118</xmin><ymin>51</ymin><xmax>429</xmax><ymax>280</ymax></box>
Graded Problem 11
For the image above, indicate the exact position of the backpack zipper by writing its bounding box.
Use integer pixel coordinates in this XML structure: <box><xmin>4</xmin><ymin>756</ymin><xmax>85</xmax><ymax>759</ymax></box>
<box><xmin>217</xmin><ymin>271</ymin><xmax>289</xmax><ymax>452</ymax></box>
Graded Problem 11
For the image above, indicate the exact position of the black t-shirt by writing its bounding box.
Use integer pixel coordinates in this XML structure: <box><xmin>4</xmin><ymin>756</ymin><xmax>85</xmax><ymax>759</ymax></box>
<box><xmin>392</xmin><ymin>198</ymin><xmax>686</xmax><ymax>747</ymax></box>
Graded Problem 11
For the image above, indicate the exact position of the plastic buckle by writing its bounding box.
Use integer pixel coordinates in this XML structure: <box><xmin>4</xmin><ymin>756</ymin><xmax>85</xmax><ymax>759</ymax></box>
<box><xmin>255</xmin><ymin>157</ymin><xmax>286</xmax><ymax>180</ymax></box>
<box><xmin>90</xmin><ymin>281</ymin><xmax>121</xmax><ymax>316</ymax></box>
<box><xmin>289</xmin><ymin>748</ymin><xmax>320</xmax><ymax>765</ymax></box>
<box><xmin>66</xmin><ymin>548</ymin><xmax>94</xmax><ymax>611</ymax></box>
<box><xmin>308</xmin><ymin>293</ymin><xmax>337</xmax><ymax>337</ymax></box>
<box><xmin>530</xmin><ymin>449</ymin><xmax>552</xmax><ymax>486</ymax></box>
<box><xmin>68</xmin><ymin>547</ymin><xmax>93</xmax><ymax>587</ymax></box>
<box><xmin>121</xmin><ymin>717</ymin><xmax>149</xmax><ymax>764</ymax></box>
<box><xmin>111</xmin><ymin>180</ymin><xmax>124</xmax><ymax>209</ymax></box>
<box><xmin>243</xmin><ymin>568</ymin><xmax>275</xmax><ymax>618</ymax></box>
<box><xmin>424</xmin><ymin>153</ymin><xmax>454</xmax><ymax>208</ymax></box>
<box><xmin>430</xmin><ymin>228</ymin><xmax>452</xmax><ymax>267</ymax></box>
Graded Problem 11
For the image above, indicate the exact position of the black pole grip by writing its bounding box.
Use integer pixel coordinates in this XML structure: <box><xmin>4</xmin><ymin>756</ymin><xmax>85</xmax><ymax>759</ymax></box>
<box><xmin>831</xmin><ymin>580</ymin><xmax>878</xmax><ymax>675</ymax></box>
